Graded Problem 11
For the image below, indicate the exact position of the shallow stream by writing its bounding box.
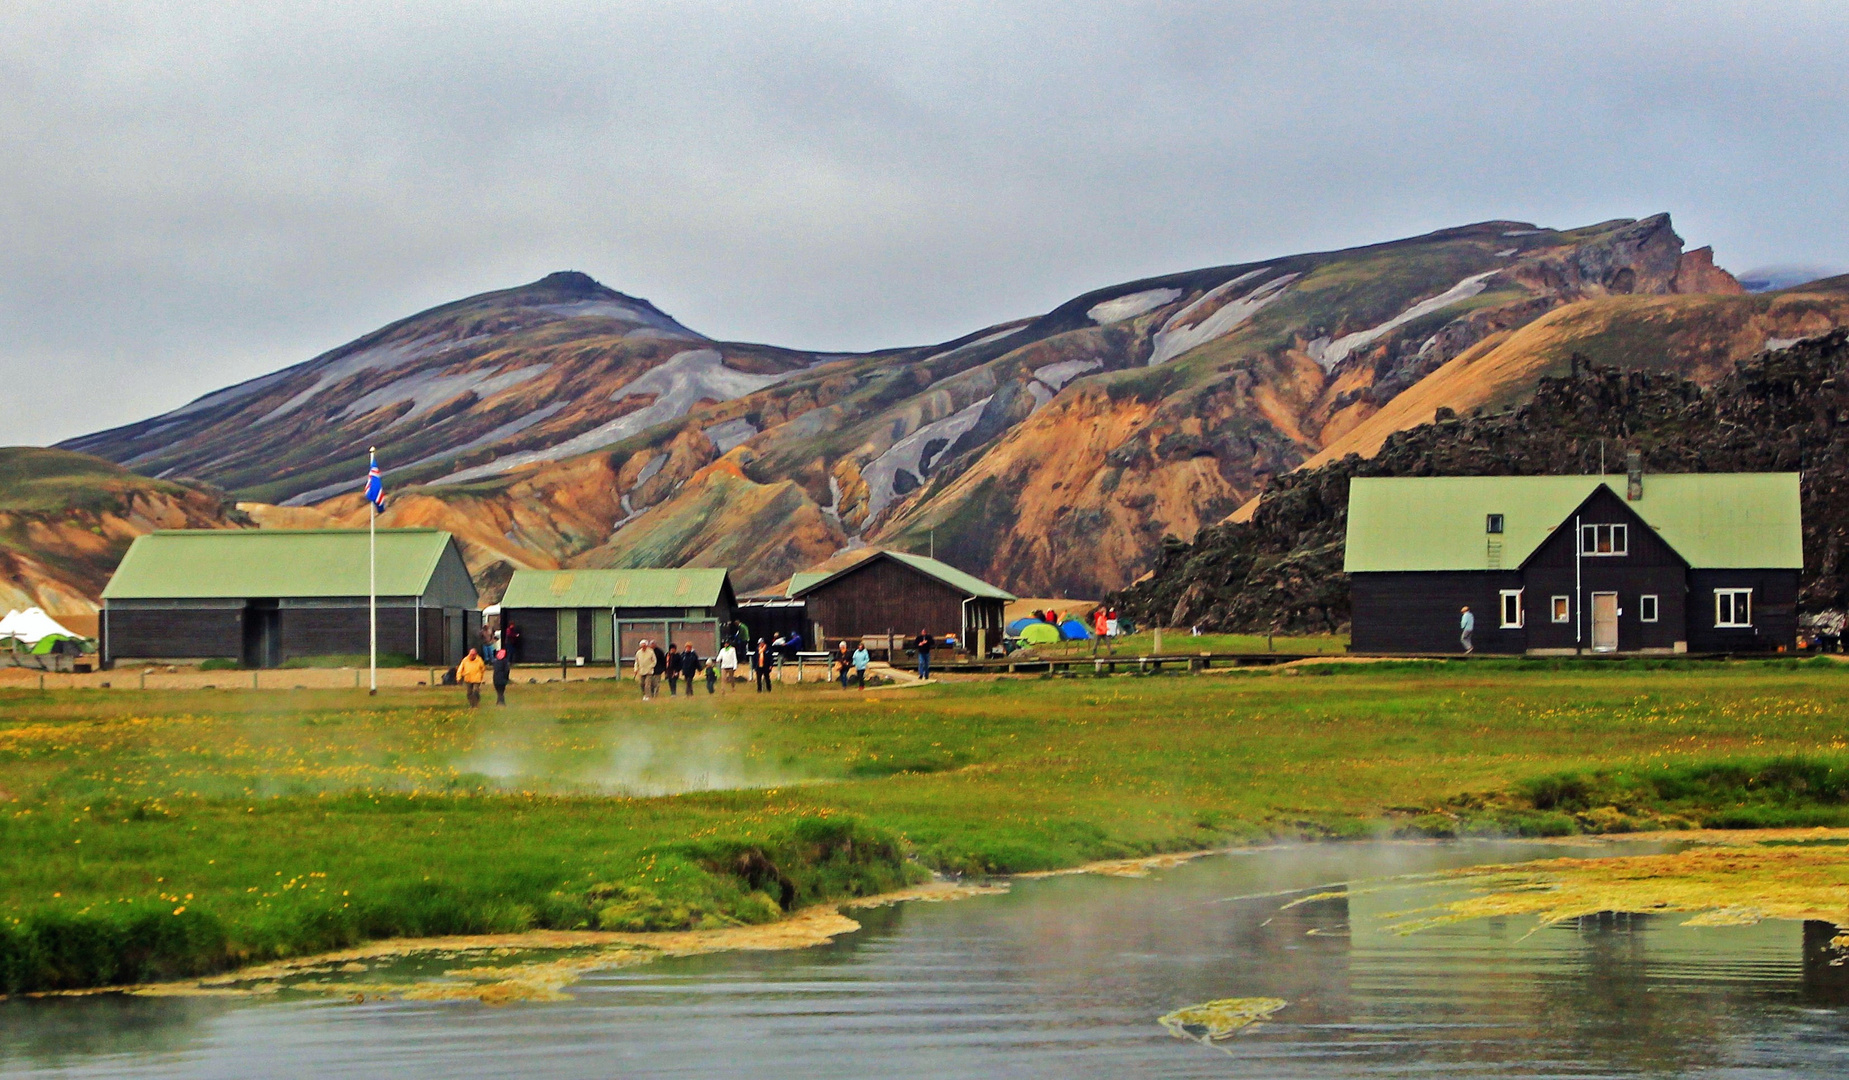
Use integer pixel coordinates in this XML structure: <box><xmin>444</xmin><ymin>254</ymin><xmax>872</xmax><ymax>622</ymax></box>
<box><xmin>3</xmin><ymin>840</ymin><xmax>1845</xmax><ymax>1078</ymax></box>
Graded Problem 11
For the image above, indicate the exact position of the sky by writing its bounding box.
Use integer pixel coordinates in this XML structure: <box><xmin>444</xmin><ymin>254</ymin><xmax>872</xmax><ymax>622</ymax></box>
<box><xmin>4</xmin><ymin>1</ymin><xmax>1847</xmax><ymax>446</ymax></box>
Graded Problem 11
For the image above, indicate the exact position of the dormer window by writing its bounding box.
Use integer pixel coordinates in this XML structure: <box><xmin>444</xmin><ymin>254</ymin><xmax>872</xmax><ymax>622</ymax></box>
<box><xmin>1580</xmin><ymin>523</ymin><xmax>1627</xmax><ymax>556</ymax></box>
<box><xmin>1486</xmin><ymin>514</ymin><xmax>1505</xmax><ymax>534</ymax></box>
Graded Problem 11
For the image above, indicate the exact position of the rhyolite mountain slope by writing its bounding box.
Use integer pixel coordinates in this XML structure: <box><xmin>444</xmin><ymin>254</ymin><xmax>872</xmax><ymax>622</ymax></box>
<box><xmin>0</xmin><ymin>448</ymin><xmax>246</xmax><ymax>614</ymax></box>
<box><xmin>1113</xmin><ymin>330</ymin><xmax>1849</xmax><ymax>635</ymax></box>
<box><xmin>64</xmin><ymin>214</ymin><xmax>1849</xmax><ymax>601</ymax></box>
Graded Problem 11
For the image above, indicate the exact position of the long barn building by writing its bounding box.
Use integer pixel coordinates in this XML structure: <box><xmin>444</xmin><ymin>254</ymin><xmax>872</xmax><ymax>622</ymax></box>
<box><xmin>1344</xmin><ymin>469</ymin><xmax>1802</xmax><ymax>654</ymax></box>
<box><xmin>102</xmin><ymin>529</ymin><xmax>480</xmax><ymax>668</ymax></box>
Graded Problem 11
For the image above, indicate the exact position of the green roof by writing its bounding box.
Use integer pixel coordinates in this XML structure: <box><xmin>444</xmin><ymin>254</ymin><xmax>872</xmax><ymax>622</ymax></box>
<box><xmin>499</xmin><ymin>568</ymin><xmax>732</xmax><ymax>609</ymax></box>
<box><xmin>790</xmin><ymin>550</ymin><xmax>1016</xmax><ymax>601</ymax></box>
<box><xmin>103</xmin><ymin>529</ymin><xmax>459</xmax><ymax>599</ymax></box>
<box><xmin>785</xmin><ymin>572</ymin><xmax>828</xmax><ymax>597</ymax></box>
<box><xmin>1343</xmin><ymin>474</ymin><xmax>1802</xmax><ymax>572</ymax></box>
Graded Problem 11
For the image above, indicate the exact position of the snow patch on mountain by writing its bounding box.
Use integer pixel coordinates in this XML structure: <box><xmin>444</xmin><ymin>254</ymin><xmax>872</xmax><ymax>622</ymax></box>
<box><xmin>1032</xmin><ymin>359</ymin><xmax>1103</xmax><ymax>391</ymax></box>
<box><xmin>537</xmin><ymin>299</ymin><xmax>704</xmax><ymax>338</ymax></box>
<box><xmin>341</xmin><ymin>364</ymin><xmax>552</xmax><ymax>428</ymax></box>
<box><xmin>1088</xmin><ymin>288</ymin><xmax>1182</xmax><ymax>325</ymax></box>
<box><xmin>1148</xmin><ymin>270</ymin><xmax>1298</xmax><ymax>366</ymax></box>
<box><xmin>1309</xmin><ymin>271</ymin><xmax>1497</xmax><ymax>371</ymax></box>
<box><xmin>702</xmin><ymin>418</ymin><xmax>759</xmax><ymax>453</ymax></box>
<box><xmin>430</xmin><ymin>349</ymin><xmax>792</xmax><ymax>485</ymax></box>
<box><xmin>859</xmin><ymin>396</ymin><xmax>993</xmax><ymax>525</ymax></box>
<box><xmin>258</xmin><ymin>333</ymin><xmax>491</xmax><ymax>424</ymax></box>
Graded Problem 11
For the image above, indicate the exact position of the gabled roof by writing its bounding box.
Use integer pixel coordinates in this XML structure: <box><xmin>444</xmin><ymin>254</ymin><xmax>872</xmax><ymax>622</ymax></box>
<box><xmin>788</xmin><ymin>549</ymin><xmax>1016</xmax><ymax>601</ymax></box>
<box><xmin>1343</xmin><ymin>474</ymin><xmax>1802</xmax><ymax>572</ymax></box>
<box><xmin>103</xmin><ymin>529</ymin><xmax>460</xmax><ymax>599</ymax></box>
<box><xmin>499</xmin><ymin>568</ymin><xmax>733</xmax><ymax>609</ymax></box>
<box><xmin>785</xmin><ymin>571</ymin><xmax>829</xmax><ymax>597</ymax></box>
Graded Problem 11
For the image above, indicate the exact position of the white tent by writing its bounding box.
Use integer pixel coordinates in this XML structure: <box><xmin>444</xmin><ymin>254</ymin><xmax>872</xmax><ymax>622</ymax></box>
<box><xmin>0</xmin><ymin>607</ymin><xmax>83</xmax><ymax>647</ymax></box>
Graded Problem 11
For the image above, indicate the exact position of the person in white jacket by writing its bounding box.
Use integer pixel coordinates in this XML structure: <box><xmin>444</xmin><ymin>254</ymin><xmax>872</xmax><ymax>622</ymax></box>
<box><xmin>718</xmin><ymin>642</ymin><xmax>739</xmax><ymax>691</ymax></box>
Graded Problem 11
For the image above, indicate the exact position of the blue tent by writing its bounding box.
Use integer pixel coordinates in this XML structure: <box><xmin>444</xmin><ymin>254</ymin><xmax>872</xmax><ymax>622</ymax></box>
<box><xmin>1059</xmin><ymin>619</ymin><xmax>1092</xmax><ymax>640</ymax></box>
<box><xmin>1005</xmin><ymin>617</ymin><xmax>1042</xmax><ymax>636</ymax></box>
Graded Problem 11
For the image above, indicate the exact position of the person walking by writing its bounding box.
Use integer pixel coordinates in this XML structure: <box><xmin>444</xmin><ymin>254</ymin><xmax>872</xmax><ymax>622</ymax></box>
<box><xmin>457</xmin><ymin>648</ymin><xmax>486</xmax><ymax>708</ymax></box>
<box><xmin>1459</xmin><ymin>606</ymin><xmax>1475</xmax><ymax>654</ymax></box>
<box><xmin>651</xmin><ymin>640</ymin><xmax>668</xmax><ymax>696</ymax></box>
<box><xmin>635</xmin><ymin>639</ymin><xmax>657</xmax><ymax>699</ymax></box>
<box><xmin>491</xmin><ymin>646</ymin><xmax>511</xmax><ymax>706</ymax></box>
<box><xmin>679</xmin><ymin>641</ymin><xmax>700</xmax><ymax>694</ymax></box>
<box><xmin>718</xmin><ymin>640</ymin><xmax>738</xmax><ymax>691</ymax></box>
<box><xmin>665</xmin><ymin>641</ymin><xmax>681</xmax><ymax>696</ymax></box>
<box><xmin>753</xmin><ymin>638</ymin><xmax>773</xmax><ymax>693</ymax></box>
<box><xmin>913</xmin><ymin>629</ymin><xmax>933</xmax><ymax>681</ymax></box>
<box><xmin>704</xmin><ymin>656</ymin><xmax>718</xmax><ymax>694</ymax></box>
<box><xmin>851</xmin><ymin>642</ymin><xmax>870</xmax><ymax>689</ymax></box>
<box><xmin>835</xmin><ymin>640</ymin><xmax>852</xmax><ymax>688</ymax></box>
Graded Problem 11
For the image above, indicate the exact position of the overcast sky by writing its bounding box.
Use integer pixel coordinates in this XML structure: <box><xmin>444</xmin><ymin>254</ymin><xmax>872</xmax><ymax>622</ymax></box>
<box><xmin>4</xmin><ymin>1</ymin><xmax>1846</xmax><ymax>446</ymax></box>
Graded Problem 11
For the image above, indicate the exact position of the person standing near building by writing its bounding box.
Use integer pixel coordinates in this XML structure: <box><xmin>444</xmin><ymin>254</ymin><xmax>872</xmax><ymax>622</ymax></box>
<box><xmin>852</xmin><ymin>642</ymin><xmax>870</xmax><ymax>689</ymax></box>
<box><xmin>754</xmin><ymin>638</ymin><xmax>773</xmax><ymax>692</ymax></box>
<box><xmin>457</xmin><ymin>647</ymin><xmax>486</xmax><ymax>708</ymax></box>
<box><xmin>491</xmin><ymin>646</ymin><xmax>511</xmax><ymax>706</ymax></box>
<box><xmin>665</xmin><ymin>641</ymin><xmax>681</xmax><ymax>696</ymax></box>
<box><xmin>635</xmin><ymin>639</ymin><xmax>657</xmax><ymax>699</ymax></box>
<box><xmin>913</xmin><ymin>629</ymin><xmax>933</xmax><ymax>681</ymax></box>
<box><xmin>718</xmin><ymin>640</ymin><xmax>738</xmax><ymax>690</ymax></box>
<box><xmin>651</xmin><ymin>640</ymin><xmax>668</xmax><ymax>696</ymax></box>
<box><xmin>704</xmin><ymin>656</ymin><xmax>718</xmax><ymax>694</ymax></box>
<box><xmin>679</xmin><ymin>641</ymin><xmax>700</xmax><ymax>694</ymax></box>
<box><xmin>834</xmin><ymin>639</ymin><xmax>852</xmax><ymax>688</ymax></box>
<box><xmin>503</xmin><ymin>619</ymin><xmax>523</xmax><ymax>663</ymax></box>
<box><xmin>1459</xmin><ymin>606</ymin><xmax>1475</xmax><ymax>654</ymax></box>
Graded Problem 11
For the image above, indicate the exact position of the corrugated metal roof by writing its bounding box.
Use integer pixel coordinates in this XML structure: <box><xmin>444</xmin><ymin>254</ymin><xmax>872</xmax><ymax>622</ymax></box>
<box><xmin>1343</xmin><ymin>474</ymin><xmax>1803</xmax><ymax>572</ymax></box>
<box><xmin>103</xmin><ymin>529</ymin><xmax>457</xmax><ymax>599</ymax></box>
<box><xmin>785</xmin><ymin>571</ymin><xmax>828</xmax><ymax>597</ymax></box>
<box><xmin>499</xmin><ymin>568</ymin><xmax>732</xmax><ymax>609</ymax></box>
<box><xmin>789</xmin><ymin>550</ymin><xmax>1016</xmax><ymax>601</ymax></box>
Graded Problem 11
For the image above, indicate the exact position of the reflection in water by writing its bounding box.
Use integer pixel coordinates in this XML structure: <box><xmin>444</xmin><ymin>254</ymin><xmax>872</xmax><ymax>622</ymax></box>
<box><xmin>2</xmin><ymin>842</ymin><xmax>1846</xmax><ymax>1079</ymax></box>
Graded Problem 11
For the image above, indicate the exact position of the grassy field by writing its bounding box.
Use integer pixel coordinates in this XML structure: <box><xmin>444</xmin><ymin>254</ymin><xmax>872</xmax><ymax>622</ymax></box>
<box><xmin>3</xmin><ymin>659</ymin><xmax>1848</xmax><ymax>992</ymax></box>
<box><xmin>1023</xmin><ymin>630</ymin><xmax>1349</xmax><ymax>657</ymax></box>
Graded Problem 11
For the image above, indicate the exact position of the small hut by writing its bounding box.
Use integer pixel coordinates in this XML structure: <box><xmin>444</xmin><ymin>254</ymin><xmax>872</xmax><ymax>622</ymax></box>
<box><xmin>498</xmin><ymin>568</ymin><xmax>738</xmax><ymax>665</ymax></box>
<box><xmin>787</xmin><ymin>550</ymin><xmax>1013</xmax><ymax>654</ymax></box>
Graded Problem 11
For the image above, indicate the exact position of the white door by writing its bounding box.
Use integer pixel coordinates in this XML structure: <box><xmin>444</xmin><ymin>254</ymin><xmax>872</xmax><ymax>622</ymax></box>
<box><xmin>1591</xmin><ymin>592</ymin><xmax>1619</xmax><ymax>652</ymax></box>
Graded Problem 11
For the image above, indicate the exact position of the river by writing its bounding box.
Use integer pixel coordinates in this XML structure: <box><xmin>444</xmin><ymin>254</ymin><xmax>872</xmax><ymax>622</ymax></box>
<box><xmin>3</xmin><ymin>841</ymin><xmax>1844</xmax><ymax>1078</ymax></box>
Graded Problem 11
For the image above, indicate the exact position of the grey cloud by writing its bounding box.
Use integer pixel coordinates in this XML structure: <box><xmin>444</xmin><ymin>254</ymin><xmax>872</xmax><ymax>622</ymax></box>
<box><xmin>2</xmin><ymin>0</ymin><xmax>1846</xmax><ymax>445</ymax></box>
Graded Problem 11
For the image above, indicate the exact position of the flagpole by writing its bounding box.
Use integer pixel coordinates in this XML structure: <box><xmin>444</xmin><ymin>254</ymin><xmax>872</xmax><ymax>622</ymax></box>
<box><xmin>369</xmin><ymin>445</ymin><xmax>377</xmax><ymax>695</ymax></box>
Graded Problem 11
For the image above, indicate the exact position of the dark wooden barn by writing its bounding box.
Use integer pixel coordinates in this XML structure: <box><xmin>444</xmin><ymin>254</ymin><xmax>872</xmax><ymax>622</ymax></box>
<box><xmin>1345</xmin><ymin>468</ymin><xmax>1802</xmax><ymax>655</ymax></box>
<box><xmin>101</xmin><ymin>529</ymin><xmax>479</xmax><ymax>668</ymax></box>
<box><xmin>788</xmin><ymin>550</ymin><xmax>1013</xmax><ymax>654</ymax></box>
<box><xmin>498</xmin><ymin>568</ymin><xmax>736</xmax><ymax>667</ymax></box>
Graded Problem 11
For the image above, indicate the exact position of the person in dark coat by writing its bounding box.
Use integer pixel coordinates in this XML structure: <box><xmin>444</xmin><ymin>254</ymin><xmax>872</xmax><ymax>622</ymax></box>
<box><xmin>913</xmin><ymin>629</ymin><xmax>934</xmax><ymax>681</ymax></box>
<box><xmin>491</xmin><ymin>646</ymin><xmax>511</xmax><ymax>706</ymax></box>
<box><xmin>834</xmin><ymin>640</ymin><xmax>852</xmax><ymax>689</ymax></box>
<box><xmin>665</xmin><ymin>641</ymin><xmax>681</xmax><ymax>696</ymax></box>
<box><xmin>652</xmin><ymin>641</ymin><xmax>669</xmax><ymax>691</ymax></box>
<box><xmin>754</xmin><ymin>638</ymin><xmax>774</xmax><ymax>692</ymax></box>
<box><xmin>503</xmin><ymin>620</ymin><xmax>523</xmax><ymax>663</ymax></box>
<box><xmin>679</xmin><ymin>642</ymin><xmax>701</xmax><ymax>693</ymax></box>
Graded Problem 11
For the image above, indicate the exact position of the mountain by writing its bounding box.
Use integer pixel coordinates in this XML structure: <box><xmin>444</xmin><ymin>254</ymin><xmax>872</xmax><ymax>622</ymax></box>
<box><xmin>1114</xmin><ymin>330</ymin><xmax>1849</xmax><ymax>634</ymax></box>
<box><xmin>0</xmin><ymin>448</ymin><xmax>246</xmax><ymax>614</ymax></box>
<box><xmin>61</xmin><ymin>214</ymin><xmax>1849</xmax><ymax>602</ymax></box>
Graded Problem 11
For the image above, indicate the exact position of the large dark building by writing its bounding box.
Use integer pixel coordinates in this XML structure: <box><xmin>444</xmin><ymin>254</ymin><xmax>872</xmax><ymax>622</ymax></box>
<box><xmin>1345</xmin><ymin>470</ymin><xmax>1802</xmax><ymax>654</ymax></box>
<box><xmin>789</xmin><ymin>550</ymin><xmax>1012</xmax><ymax>652</ymax></box>
<box><xmin>101</xmin><ymin>529</ymin><xmax>480</xmax><ymax>667</ymax></box>
<box><xmin>497</xmin><ymin>568</ymin><xmax>737</xmax><ymax>666</ymax></box>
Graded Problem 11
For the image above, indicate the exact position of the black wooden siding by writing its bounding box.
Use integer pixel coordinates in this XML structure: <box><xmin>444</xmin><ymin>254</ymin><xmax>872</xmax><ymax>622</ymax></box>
<box><xmin>106</xmin><ymin>602</ymin><xmax>478</xmax><ymax>666</ymax></box>
<box><xmin>802</xmin><ymin>558</ymin><xmax>972</xmax><ymax>646</ymax></box>
<box><xmin>1350</xmin><ymin>571</ymin><xmax>1525</xmax><ymax>653</ymax></box>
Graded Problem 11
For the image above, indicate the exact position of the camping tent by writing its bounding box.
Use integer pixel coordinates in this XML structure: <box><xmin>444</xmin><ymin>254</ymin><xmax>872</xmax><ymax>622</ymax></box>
<box><xmin>1018</xmin><ymin>622</ymin><xmax>1061</xmax><ymax>645</ymax></box>
<box><xmin>1058</xmin><ymin>618</ymin><xmax>1092</xmax><ymax>640</ymax></box>
<box><xmin>1005</xmin><ymin>617</ymin><xmax>1044</xmax><ymax>636</ymax></box>
<box><xmin>0</xmin><ymin>608</ymin><xmax>86</xmax><ymax>652</ymax></box>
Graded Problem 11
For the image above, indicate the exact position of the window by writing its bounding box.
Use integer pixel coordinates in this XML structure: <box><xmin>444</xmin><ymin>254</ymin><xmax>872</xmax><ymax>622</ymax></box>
<box><xmin>1580</xmin><ymin>523</ymin><xmax>1628</xmax><ymax>556</ymax></box>
<box><xmin>1500</xmin><ymin>589</ymin><xmax>1524</xmax><ymax>629</ymax></box>
<box><xmin>1552</xmin><ymin>596</ymin><xmax>1570</xmax><ymax>623</ymax></box>
<box><xmin>1486</xmin><ymin>514</ymin><xmax>1505</xmax><ymax>534</ymax></box>
<box><xmin>1639</xmin><ymin>594</ymin><xmax>1659</xmax><ymax>623</ymax></box>
<box><xmin>1715</xmin><ymin>589</ymin><xmax>1752</xmax><ymax>628</ymax></box>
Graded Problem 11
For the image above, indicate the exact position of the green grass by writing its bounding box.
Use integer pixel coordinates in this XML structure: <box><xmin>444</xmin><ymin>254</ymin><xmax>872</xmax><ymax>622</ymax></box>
<box><xmin>3</xmin><ymin>661</ymin><xmax>1849</xmax><ymax>991</ymax></box>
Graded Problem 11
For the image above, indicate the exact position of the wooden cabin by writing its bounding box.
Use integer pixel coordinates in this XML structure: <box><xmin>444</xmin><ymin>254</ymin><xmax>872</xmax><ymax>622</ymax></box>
<box><xmin>101</xmin><ymin>529</ymin><xmax>479</xmax><ymax>668</ymax></box>
<box><xmin>1344</xmin><ymin>469</ymin><xmax>1802</xmax><ymax>654</ymax></box>
<box><xmin>788</xmin><ymin>550</ymin><xmax>1013</xmax><ymax>653</ymax></box>
<box><xmin>498</xmin><ymin>568</ymin><xmax>737</xmax><ymax>665</ymax></box>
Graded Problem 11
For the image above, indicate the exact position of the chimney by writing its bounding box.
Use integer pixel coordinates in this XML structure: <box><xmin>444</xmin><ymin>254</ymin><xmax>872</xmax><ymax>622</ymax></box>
<box><xmin>1626</xmin><ymin>450</ymin><xmax>1643</xmax><ymax>501</ymax></box>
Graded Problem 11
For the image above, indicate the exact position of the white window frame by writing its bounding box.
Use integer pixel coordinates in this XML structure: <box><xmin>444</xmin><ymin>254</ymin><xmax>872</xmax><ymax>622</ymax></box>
<box><xmin>1639</xmin><ymin>594</ymin><xmax>1659</xmax><ymax>623</ymax></box>
<box><xmin>1499</xmin><ymin>589</ymin><xmax>1524</xmax><ymax>629</ymax></box>
<box><xmin>1551</xmin><ymin>595</ymin><xmax>1570</xmax><ymax>624</ymax></box>
<box><xmin>1580</xmin><ymin>522</ymin><xmax>1628</xmax><ymax>556</ymax></box>
<box><xmin>1715</xmin><ymin>588</ymin><xmax>1752</xmax><ymax>628</ymax></box>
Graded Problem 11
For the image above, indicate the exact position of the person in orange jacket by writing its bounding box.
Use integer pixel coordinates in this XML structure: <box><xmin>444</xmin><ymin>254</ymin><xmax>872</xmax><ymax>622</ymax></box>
<box><xmin>457</xmin><ymin>648</ymin><xmax>487</xmax><ymax>707</ymax></box>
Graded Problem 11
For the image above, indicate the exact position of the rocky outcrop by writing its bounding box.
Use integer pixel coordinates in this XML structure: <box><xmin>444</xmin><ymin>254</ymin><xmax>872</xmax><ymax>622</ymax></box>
<box><xmin>1114</xmin><ymin>331</ymin><xmax>1849</xmax><ymax>632</ymax></box>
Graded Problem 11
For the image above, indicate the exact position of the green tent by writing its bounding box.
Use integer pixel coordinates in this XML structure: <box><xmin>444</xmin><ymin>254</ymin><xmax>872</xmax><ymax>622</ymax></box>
<box><xmin>1018</xmin><ymin>622</ymin><xmax>1062</xmax><ymax>645</ymax></box>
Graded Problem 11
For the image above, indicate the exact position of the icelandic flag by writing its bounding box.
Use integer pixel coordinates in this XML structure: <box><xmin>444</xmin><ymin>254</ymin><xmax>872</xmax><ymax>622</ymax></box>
<box><xmin>364</xmin><ymin>452</ymin><xmax>386</xmax><ymax>510</ymax></box>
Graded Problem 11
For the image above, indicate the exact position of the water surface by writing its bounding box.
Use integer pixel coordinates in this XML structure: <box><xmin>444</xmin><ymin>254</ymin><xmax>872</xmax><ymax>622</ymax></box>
<box><xmin>4</xmin><ymin>841</ymin><xmax>1845</xmax><ymax>1078</ymax></box>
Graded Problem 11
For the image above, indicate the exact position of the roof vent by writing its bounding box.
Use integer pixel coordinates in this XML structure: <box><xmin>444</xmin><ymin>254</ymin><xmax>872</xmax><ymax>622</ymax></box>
<box><xmin>1626</xmin><ymin>450</ymin><xmax>1643</xmax><ymax>501</ymax></box>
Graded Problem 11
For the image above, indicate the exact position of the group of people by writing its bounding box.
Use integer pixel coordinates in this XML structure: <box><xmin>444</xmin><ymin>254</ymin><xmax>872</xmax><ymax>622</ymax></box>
<box><xmin>454</xmin><ymin>643</ymin><xmax>512</xmax><ymax>706</ymax></box>
<box><xmin>634</xmin><ymin>639</ymin><xmax>725</xmax><ymax>698</ymax></box>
